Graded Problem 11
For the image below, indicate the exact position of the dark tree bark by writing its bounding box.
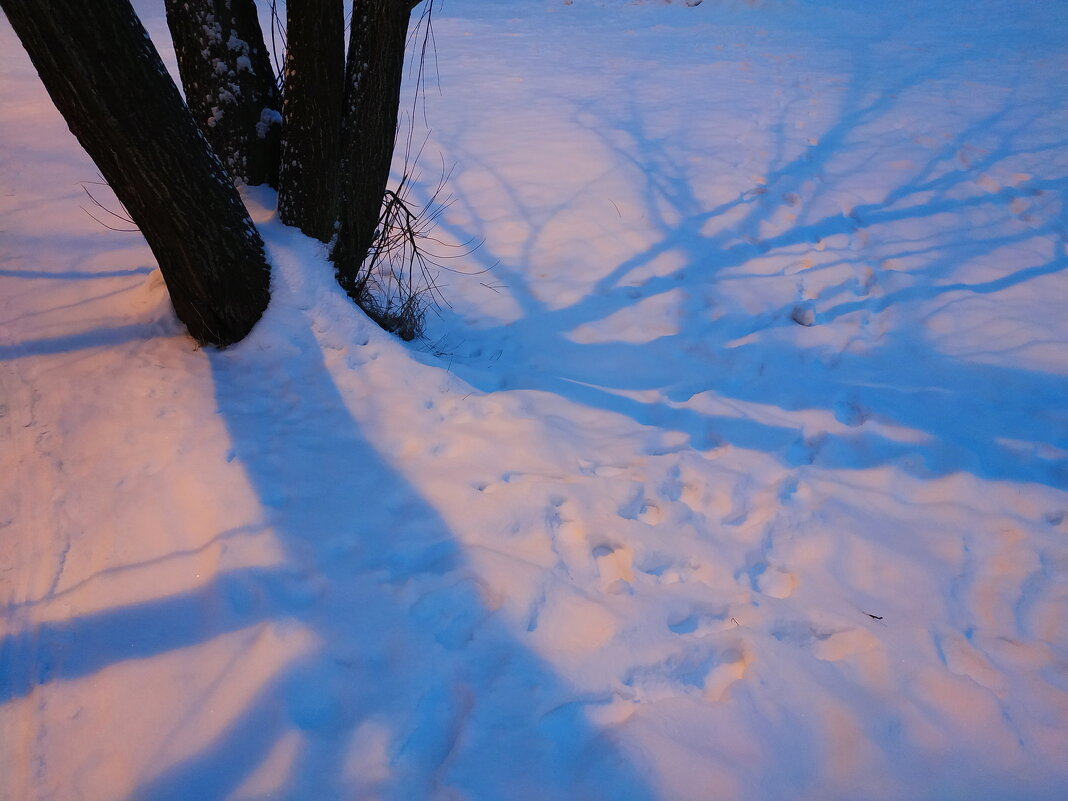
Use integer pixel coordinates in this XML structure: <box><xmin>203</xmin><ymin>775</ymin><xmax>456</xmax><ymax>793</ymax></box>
<box><xmin>277</xmin><ymin>0</ymin><xmax>344</xmax><ymax>242</ymax></box>
<box><xmin>164</xmin><ymin>0</ymin><xmax>281</xmax><ymax>186</ymax></box>
<box><xmin>1</xmin><ymin>0</ymin><xmax>271</xmax><ymax>347</ymax></box>
<box><xmin>332</xmin><ymin>0</ymin><xmax>418</xmax><ymax>297</ymax></box>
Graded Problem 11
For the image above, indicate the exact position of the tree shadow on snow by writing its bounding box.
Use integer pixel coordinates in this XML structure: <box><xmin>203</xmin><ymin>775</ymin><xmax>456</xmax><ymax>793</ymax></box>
<box><xmin>117</xmin><ymin>319</ymin><xmax>656</xmax><ymax>800</ymax></box>
<box><xmin>0</xmin><ymin>311</ymin><xmax>660</xmax><ymax>799</ymax></box>
<box><xmin>420</xmin><ymin>34</ymin><xmax>1068</xmax><ymax>490</ymax></box>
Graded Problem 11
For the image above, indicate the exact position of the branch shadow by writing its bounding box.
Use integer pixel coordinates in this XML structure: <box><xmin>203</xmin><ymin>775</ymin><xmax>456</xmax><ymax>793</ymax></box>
<box><xmin>0</xmin><ymin>321</ymin><xmax>176</xmax><ymax>360</ymax></box>
<box><xmin>0</xmin><ymin>266</ymin><xmax>156</xmax><ymax>280</ymax></box>
<box><xmin>417</xmin><ymin>31</ymin><xmax>1068</xmax><ymax>489</ymax></box>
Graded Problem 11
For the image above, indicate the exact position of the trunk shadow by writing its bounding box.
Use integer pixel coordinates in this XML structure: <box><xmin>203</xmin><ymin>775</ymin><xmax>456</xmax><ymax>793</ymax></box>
<box><xmin>125</xmin><ymin>317</ymin><xmax>659</xmax><ymax>801</ymax></box>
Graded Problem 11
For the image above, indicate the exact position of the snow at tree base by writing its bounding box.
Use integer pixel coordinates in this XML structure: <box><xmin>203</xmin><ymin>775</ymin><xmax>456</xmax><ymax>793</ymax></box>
<box><xmin>2</xmin><ymin>0</ymin><xmax>1067</xmax><ymax>798</ymax></box>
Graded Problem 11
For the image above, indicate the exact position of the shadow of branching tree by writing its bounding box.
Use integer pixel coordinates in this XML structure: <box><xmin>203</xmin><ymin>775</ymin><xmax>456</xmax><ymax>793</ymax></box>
<box><xmin>418</xmin><ymin>29</ymin><xmax>1068</xmax><ymax>489</ymax></box>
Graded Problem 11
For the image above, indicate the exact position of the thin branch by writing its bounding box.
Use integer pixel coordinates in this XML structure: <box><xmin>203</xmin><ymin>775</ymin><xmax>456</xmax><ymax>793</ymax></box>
<box><xmin>79</xmin><ymin>182</ymin><xmax>139</xmax><ymax>232</ymax></box>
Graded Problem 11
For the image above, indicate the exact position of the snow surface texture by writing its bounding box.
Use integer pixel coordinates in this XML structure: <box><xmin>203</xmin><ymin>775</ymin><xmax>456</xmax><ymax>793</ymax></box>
<box><xmin>2</xmin><ymin>1</ymin><xmax>1068</xmax><ymax>799</ymax></box>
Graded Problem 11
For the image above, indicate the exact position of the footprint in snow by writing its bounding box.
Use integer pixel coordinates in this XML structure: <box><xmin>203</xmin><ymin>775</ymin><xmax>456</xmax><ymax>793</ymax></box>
<box><xmin>737</xmin><ymin>550</ymin><xmax>796</xmax><ymax>599</ymax></box>
<box><xmin>791</xmin><ymin>302</ymin><xmax>816</xmax><ymax>327</ymax></box>
<box><xmin>757</xmin><ymin>566</ymin><xmax>798</xmax><ymax>599</ymax></box>
<box><xmin>721</xmin><ymin>478</ymin><xmax>754</xmax><ymax>527</ymax></box>
<box><xmin>834</xmin><ymin>397</ymin><xmax>871</xmax><ymax>427</ymax></box>
<box><xmin>666</xmin><ymin>604</ymin><xmax>732</xmax><ymax>636</ymax></box>
<box><xmin>625</xmin><ymin>640</ymin><xmax>751</xmax><ymax>703</ymax></box>
<box><xmin>635</xmin><ymin>550</ymin><xmax>697</xmax><ymax>585</ymax></box>
<box><xmin>771</xmin><ymin>619</ymin><xmax>878</xmax><ymax>662</ymax></box>
<box><xmin>786</xmin><ymin>432</ymin><xmax>825</xmax><ymax>466</ymax></box>
<box><xmin>592</xmin><ymin>543</ymin><xmax>634</xmax><ymax>594</ymax></box>
<box><xmin>544</xmin><ymin>497</ymin><xmax>590</xmax><ymax>580</ymax></box>
<box><xmin>409</xmin><ymin>578</ymin><xmax>491</xmax><ymax>650</ymax></box>
<box><xmin>703</xmin><ymin>642</ymin><xmax>751</xmax><ymax>702</ymax></box>
<box><xmin>617</xmin><ymin>487</ymin><xmax>661</xmax><ymax>525</ymax></box>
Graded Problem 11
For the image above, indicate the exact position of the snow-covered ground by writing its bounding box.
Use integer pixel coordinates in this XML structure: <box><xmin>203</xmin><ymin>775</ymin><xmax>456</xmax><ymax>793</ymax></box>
<box><xmin>2</xmin><ymin>0</ymin><xmax>1067</xmax><ymax>799</ymax></box>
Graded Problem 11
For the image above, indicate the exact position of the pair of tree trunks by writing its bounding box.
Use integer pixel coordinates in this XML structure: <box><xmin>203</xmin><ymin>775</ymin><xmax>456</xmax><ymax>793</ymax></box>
<box><xmin>2</xmin><ymin>0</ymin><xmax>421</xmax><ymax>346</ymax></box>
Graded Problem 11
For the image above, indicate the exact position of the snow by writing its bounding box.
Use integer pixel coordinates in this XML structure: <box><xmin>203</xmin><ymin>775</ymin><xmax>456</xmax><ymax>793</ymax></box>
<box><xmin>256</xmin><ymin>106</ymin><xmax>282</xmax><ymax>139</ymax></box>
<box><xmin>2</xmin><ymin>0</ymin><xmax>1068</xmax><ymax>800</ymax></box>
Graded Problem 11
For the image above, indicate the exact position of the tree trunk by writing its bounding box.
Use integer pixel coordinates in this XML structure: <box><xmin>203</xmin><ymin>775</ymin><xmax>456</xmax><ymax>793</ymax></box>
<box><xmin>164</xmin><ymin>0</ymin><xmax>281</xmax><ymax>187</ymax></box>
<box><xmin>332</xmin><ymin>0</ymin><xmax>414</xmax><ymax>297</ymax></box>
<box><xmin>277</xmin><ymin>0</ymin><xmax>344</xmax><ymax>242</ymax></box>
<box><xmin>1</xmin><ymin>0</ymin><xmax>271</xmax><ymax>347</ymax></box>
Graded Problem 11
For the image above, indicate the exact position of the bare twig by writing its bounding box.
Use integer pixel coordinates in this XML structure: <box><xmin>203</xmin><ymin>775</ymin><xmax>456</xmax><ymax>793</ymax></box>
<box><xmin>79</xmin><ymin>182</ymin><xmax>139</xmax><ymax>232</ymax></box>
<box><xmin>348</xmin><ymin>1</ymin><xmax>491</xmax><ymax>341</ymax></box>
